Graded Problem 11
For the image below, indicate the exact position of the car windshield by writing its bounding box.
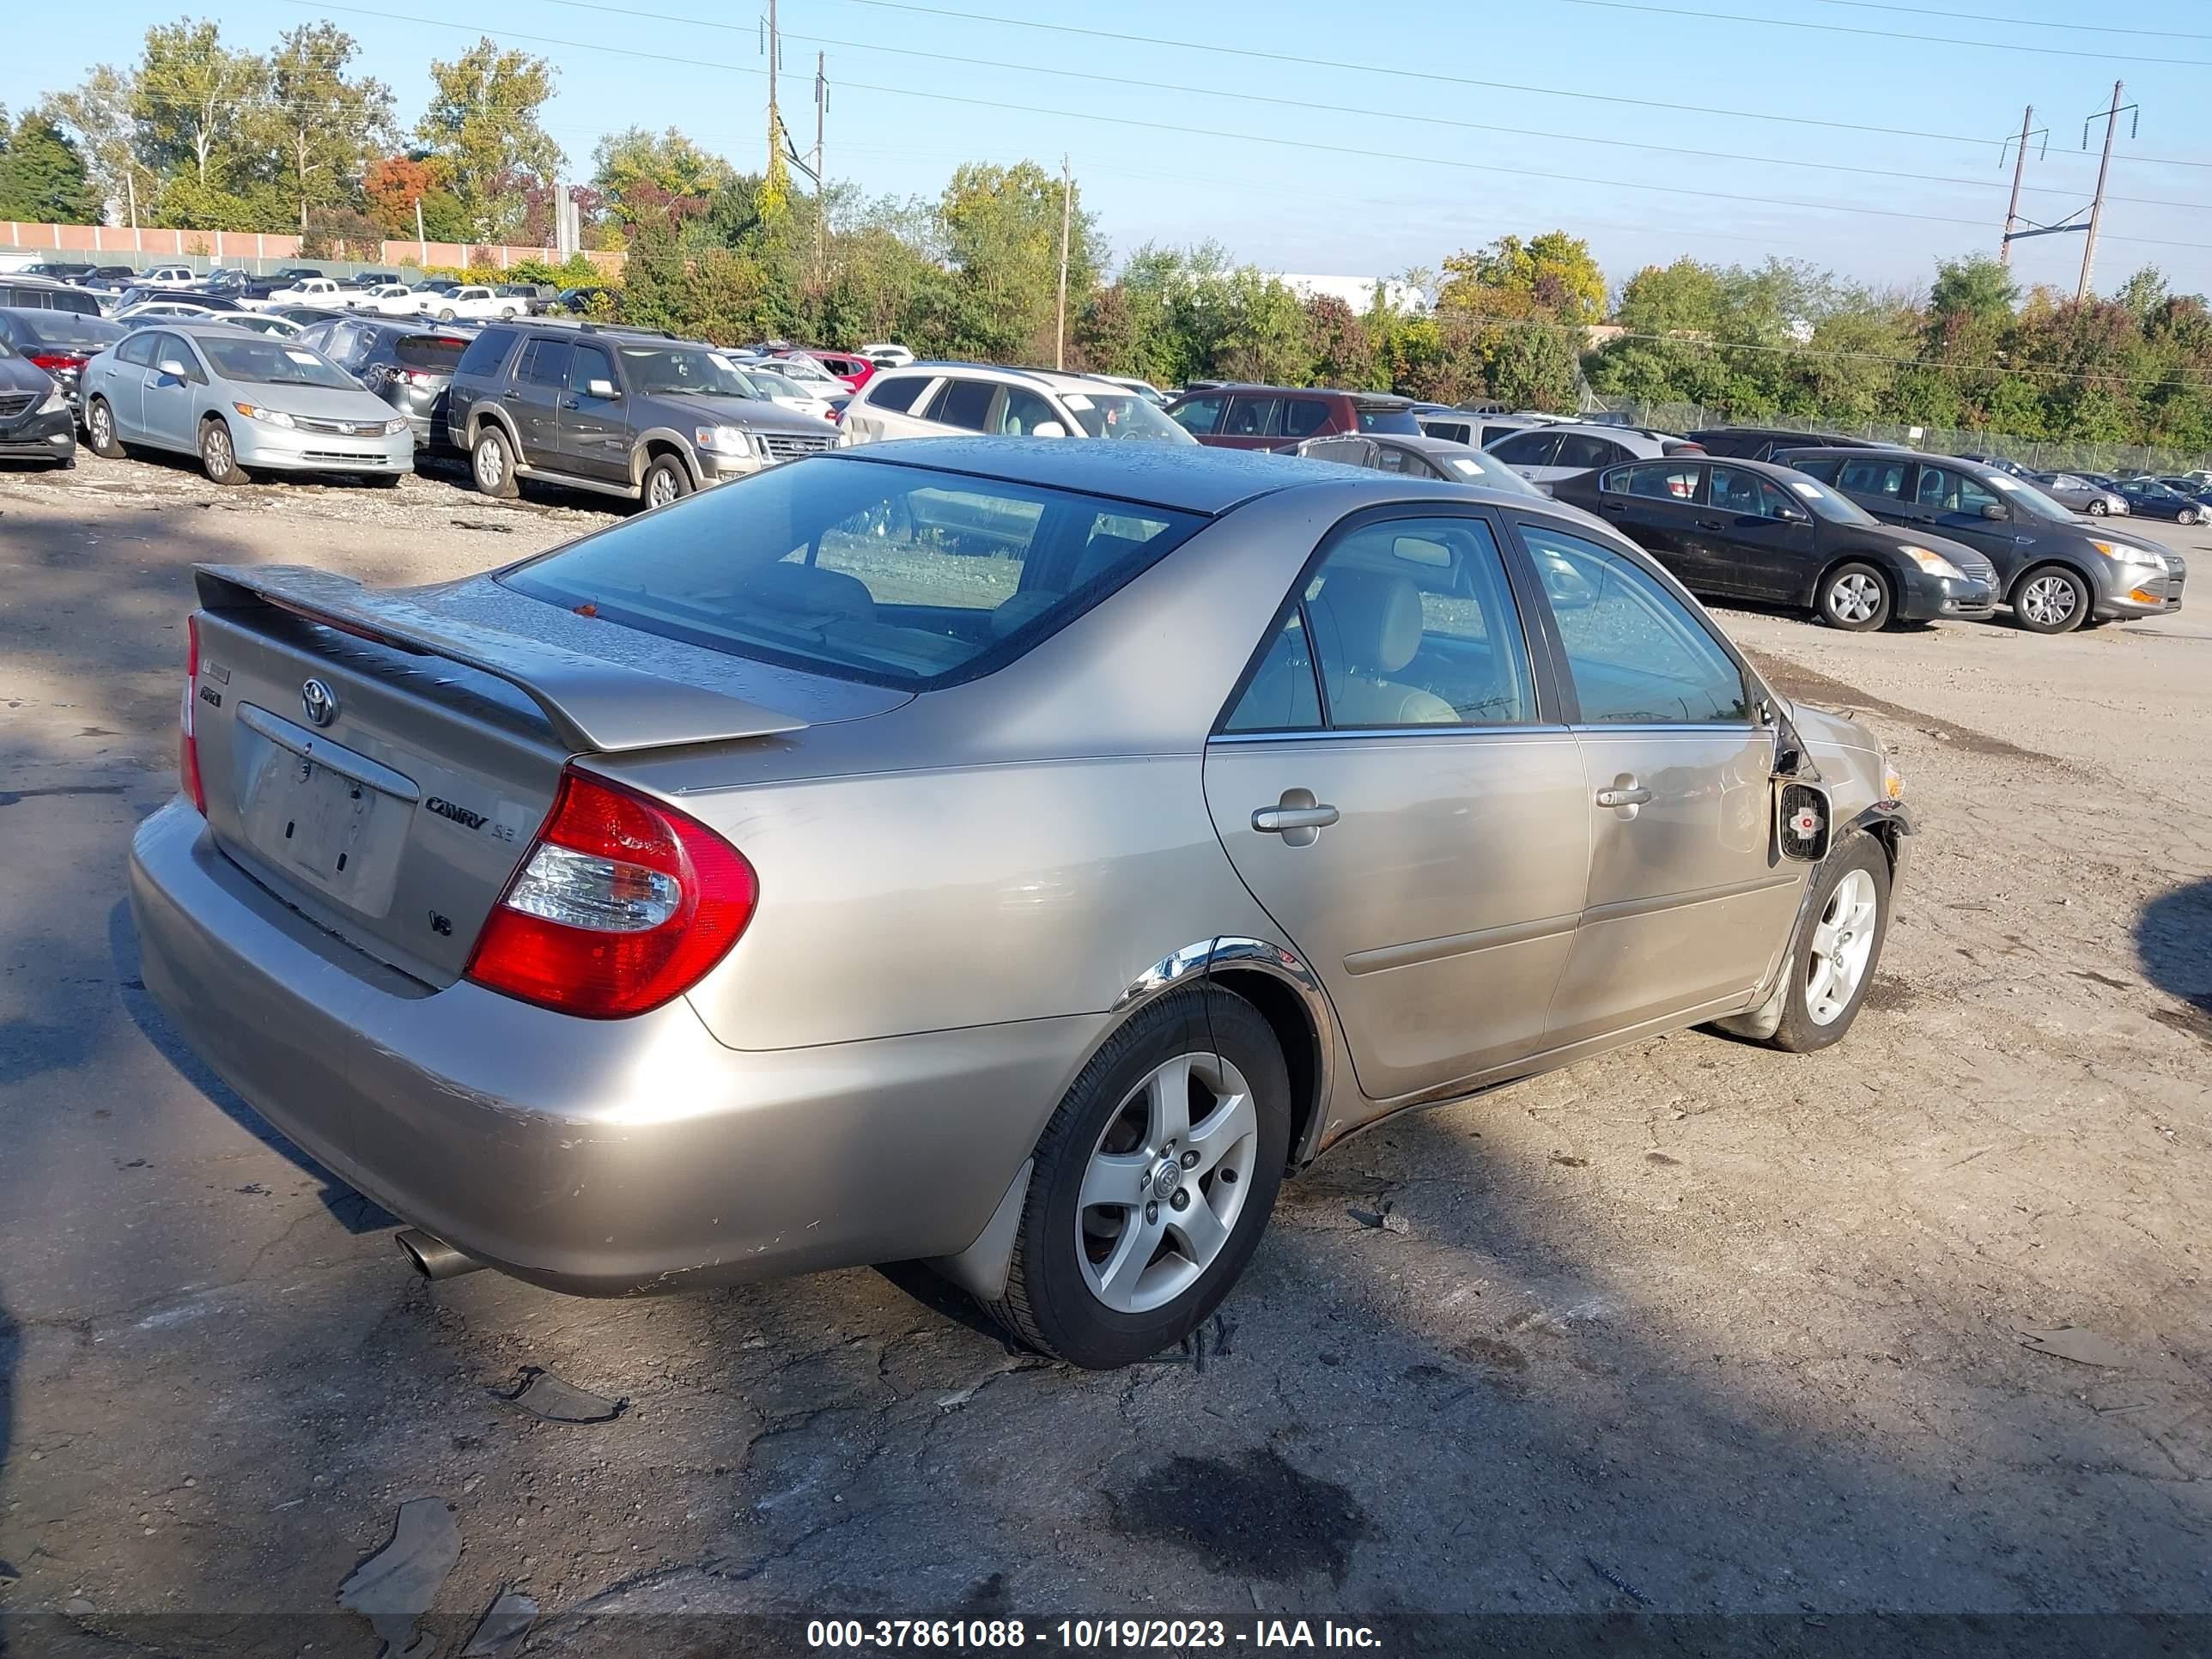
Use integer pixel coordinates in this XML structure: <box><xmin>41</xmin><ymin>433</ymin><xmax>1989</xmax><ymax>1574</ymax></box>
<box><xmin>1777</xmin><ymin>471</ymin><xmax>1879</xmax><ymax>525</ymax></box>
<box><xmin>1058</xmin><ymin>390</ymin><xmax>1195</xmax><ymax>443</ymax></box>
<box><xmin>1440</xmin><ymin>448</ymin><xmax>1545</xmax><ymax>497</ymax></box>
<box><xmin>1984</xmin><ymin>471</ymin><xmax>2074</xmax><ymax>521</ymax></box>
<box><xmin>196</xmin><ymin>337</ymin><xmax>354</xmax><ymax>388</ymax></box>
<box><xmin>618</xmin><ymin>343</ymin><xmax>757</xmax><ymax>398</ymax></box>
<box><xmin>744</xmin><ymin>368</ymin><xmax>812</xmax><ymax>400</ymax></box>
<box><xmin>503</xmin><ymin>457</ymin><xmax>1206</xmax><ymax>690</ymax></box>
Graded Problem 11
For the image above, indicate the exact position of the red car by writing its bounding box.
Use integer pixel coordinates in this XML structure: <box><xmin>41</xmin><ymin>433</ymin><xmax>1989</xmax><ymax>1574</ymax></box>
<box><xmin>1163</xmin><ymin>384</ymin><xmax>1420</xmax><ymax>451</ymax></box>
<box><xmin>778</xmin><ymin>349</ymin><xmax>876</xmax><ymax>392</ymax></box>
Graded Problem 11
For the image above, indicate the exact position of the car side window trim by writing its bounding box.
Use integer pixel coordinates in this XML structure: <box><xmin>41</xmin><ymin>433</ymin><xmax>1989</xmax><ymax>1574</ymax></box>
<box><xmin>1499</xmin><ymin>513</ymin><xmax>1768</xmax><ymax>730</ymax></box>
<box><xmin>1209</xmin><ymin>502</ymin><xmax>1566</xmax><ymax>739</ymax></box>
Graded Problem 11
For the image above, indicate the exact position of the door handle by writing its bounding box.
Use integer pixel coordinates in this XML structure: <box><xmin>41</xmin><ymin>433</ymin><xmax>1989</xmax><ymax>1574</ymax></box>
<box><xmin>1595</xmin><ymin>784</ymin><xmax>1654</xmax><ymax>809</ymax></box>
<box><xmin>1695</xmin><ymin>518</ymin><xmax>1724</xmax><ymax>531</ymax></box>
<box><xmin>1599</xmin><ymin>499</ymin><xmax>1627</xmax><ymax>512</ymax></box>
<box><xmin>1253</xmin><ymin>805</ymin><xmax>1340</xmax><ymax>834</ymax></box>
<box><xmin>1251</xmin><ymin>788</ymin><xmax>1339</xmax><ymax>848</ymax></box>
<box><xmin>560</xmin><ymin>396</ymin><xmax>580</xmax><ymax>410</ymax></box>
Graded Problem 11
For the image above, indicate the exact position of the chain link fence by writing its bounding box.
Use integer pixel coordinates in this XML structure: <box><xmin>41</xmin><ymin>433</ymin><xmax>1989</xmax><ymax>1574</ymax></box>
<box><xmin>1582</xmin><ymin>397</ymin><xmax>2212</xmax><ymax>477</ymax></box>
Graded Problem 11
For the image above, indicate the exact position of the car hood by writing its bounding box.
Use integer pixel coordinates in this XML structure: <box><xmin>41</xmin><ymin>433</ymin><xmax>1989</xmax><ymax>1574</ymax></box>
<box><xmin>1873</xmin><ymin>526</ymin><xmax>1995</xmax><ymax>577</ymax></box>
<box><xmin>2077</xmin><ymin>523</ymin><xmax>2171</xmax><ymax>559</ymax></box>
<box><xmin>1781</xmin><ymin>699</ymin><xmax>1881</xmax><ymax>760</ymax></box>
<box><xmin>647</xmin><ymin>392</ymin><xmax>830</xmax><ymax>434</ymax></box>
<box><xmin>210</xmin><ymin>380</ymin><xmax>397</xmax><ymax>421</ymax></box>
<box><xmin>0</xmin><ymin>355</ymin><xmax>52</xmax><ymax>395</ymax></box>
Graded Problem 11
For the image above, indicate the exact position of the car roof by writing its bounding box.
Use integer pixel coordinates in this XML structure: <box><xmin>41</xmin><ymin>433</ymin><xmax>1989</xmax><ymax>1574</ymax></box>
<box><xmin>890</xmin><ymin>362</ymin><xmax>1132</xmax><ymax>394</ymax></box>
<box><xmin>827</xmin><ymin>435</ymin><xmax>1461</xmax><ymax>515</ymax></box>
<box><xmin>1174</xmin><ymin>382</ymin><xmax>1412</xmax><ymax>405</ymax></box>
<box><xmin>1367</xmin><ymin>431</ymin><xmax>1486</xmax><ymax>456</ymax></box>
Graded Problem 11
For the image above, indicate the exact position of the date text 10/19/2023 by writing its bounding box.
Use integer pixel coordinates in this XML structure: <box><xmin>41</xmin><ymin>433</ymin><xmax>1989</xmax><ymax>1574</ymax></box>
<box><xmin>807</xmin><ymin>1619</ymin><xmax>1384</xmax><ymax>1650</ymax></box>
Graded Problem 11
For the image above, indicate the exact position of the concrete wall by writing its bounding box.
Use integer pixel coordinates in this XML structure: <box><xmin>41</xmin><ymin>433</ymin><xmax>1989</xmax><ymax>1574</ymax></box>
<box><xmin>0</xmin><ymin>222</ymin><xmax>624</xmax><ymax>276</ymax></box>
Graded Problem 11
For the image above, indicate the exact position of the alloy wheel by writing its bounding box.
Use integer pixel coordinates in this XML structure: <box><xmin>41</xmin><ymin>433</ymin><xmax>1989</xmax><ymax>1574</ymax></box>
<box><xmin>203</xmin><ymin>425</ymin><xmax>233</xmax><ymax>478</ymax></box>
<box><xmin>1806</xmin><ymin>869</ymin><xmax>1879</xmax><ymax>1026</ymax></box>
<box><xmin>475</xmin><ymin>437</ymin><xmax>503</xmax><ymax>489</ymax></box>
<box><xmin>89</xmin><ymin>402</ymin><xmax>111</xmax><ymax>450</ymax></box>
<box><xmin>1828</xmin><ymin>572</ymin><xmax>1881</xmax><ymax>625</ymax></box>
<box><xmin>647</xmin><ymin>468</ymin><xmax>678</xmax><ymax>508</ymax></box>
<box><xmin>1075</xmin><ymin>1053</ymin><xmax>1258</xmax><ymax>1315</ymax></box>
<box><xmin>2020</xmin><ymin>574</ymin><xmax>2079</xmax><ymax>629</ymax></box>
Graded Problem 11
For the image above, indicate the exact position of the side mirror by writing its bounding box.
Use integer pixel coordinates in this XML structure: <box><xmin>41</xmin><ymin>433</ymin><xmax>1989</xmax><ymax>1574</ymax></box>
<box><xmin>586</xmin><ymin>379</ymin><xmax>618</xmax><ymax>400</ymax></box>
<box><xmin>157</xmin><ymin>358</ymin><xmax>188</xmax><ymax>379</ymax></box>
<box><xmin>1980</xmin><ymin>502</ymin><xmax>2008</xmax><ymax>520</ymax></box>
<box><xmin>1775</xmin><ymin>503</ymin><xmax>1809</xmax><ymax>524</ymax></box>
<box><xmin>1030</xmin><ymin>419</ymin><xmax>1066</xmax><ymax>438</ymax></box>
<box><xmin>1777</xmin><ymin>781</ymin><xmax>1832</xmax><ymax>864</ymax></box>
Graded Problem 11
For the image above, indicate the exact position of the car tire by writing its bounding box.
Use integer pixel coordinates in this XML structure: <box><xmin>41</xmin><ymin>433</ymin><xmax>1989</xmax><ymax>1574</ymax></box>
<box><xmin>87</xmin><ymin>396</ymin><xmax>126</xmax><ymax>459</ymax></box>
<box><xmin>198</xmin><ymin>418</ymin><xmax>248</xmax><ymax>487</ymax></box>
<box><xmin>640</xmin><ymin>455</ymin><xmax>692</xmax><ymax>510</ymax></box>
<box><xmin>471</xmin><ymin>425</ymin><xmax>520</xmax><ymax>499</ymax></box>
<box><xmin>1818</xmin><ymin>562</ymin><xmax>1892</xmax><ymax>631</ymax></box>
<box><xmin>438</xmin><ymin>307</ymin><xmax>456</xmax><ymax>322</ymax></box>
<box><xmin>2181</xmin><ymin>508</ymin><xmax>2202</xmax><ymax>526</ymax></box>
<box><xmin>2012</xmin><ymin>564</ymin><xmax>2090</xmax><ymax>635</ymax></box>
<box><xmin>1763</xmin><ymin>833</ymin><xmax>1892</xmax><ymax>1054</ymax></box>
<box><xmin>986</xmin><ymin>984</ymin><xmax>1291</xmax><ymax>1370</ymax></box>
<box><xmin>2086</xmin><ymin>499</ymin><xmax>2107</xmax><ymax>515</ymax></box>
<box><xmin>366</xmin><ymin>473</ymin><xmax>403</xmax><ymax>489</ymax></box>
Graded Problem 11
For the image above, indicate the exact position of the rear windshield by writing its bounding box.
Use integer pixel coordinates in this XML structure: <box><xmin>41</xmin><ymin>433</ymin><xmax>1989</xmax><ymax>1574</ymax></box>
<box><xmin>502</xmin><ymin>457</ymin><xmax>1206</xmax><ymax>690</ymax></box>
<box><xmin>395</xmin><ymin>334</ymin><xmax>469</xmax><ymax>371</ymax></box>
<box><xmin>13</xmin><ymin>312</ymin><xmax>125</xmax><ymax>348</ymax></box>
<box><xmin>1356</xmin><ymin>404</ymin><xmax>1420</xmax><ymax>434</ymax></box>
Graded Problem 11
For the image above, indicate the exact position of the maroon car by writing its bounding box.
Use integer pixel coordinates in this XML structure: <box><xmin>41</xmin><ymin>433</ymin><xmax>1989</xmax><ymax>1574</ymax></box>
<box><xmin>1164</xmin><ymin>384</ymin><xmax>1419</xmax><ymax>451</ymax></box>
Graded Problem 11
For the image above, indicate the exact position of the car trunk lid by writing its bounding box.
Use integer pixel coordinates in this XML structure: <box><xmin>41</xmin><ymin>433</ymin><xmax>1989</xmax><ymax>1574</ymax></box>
<box><xmin>187</xmin><ymin>563</ymin><xmax>812</xmax><ymax>987</ymax></box>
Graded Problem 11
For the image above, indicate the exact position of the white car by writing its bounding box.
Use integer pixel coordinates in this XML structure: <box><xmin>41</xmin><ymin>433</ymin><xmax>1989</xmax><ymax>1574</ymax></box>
<box><xmin>858</xmin><ymin>341</ymin><xmax>915</xmax><ymax>368</ymax></box>
<box><xmin>763</xmin><ymin>353</ymin><xmax>844</xmax><ymax>392</ymax></box>
<box><xmin>116</xmin><ymin>300</ymin><xmax>227</xmax><ymax>323</ymax></box>
<box><xmin>418</xmin><ymin>285</ymin><xmax>524</xmax><ymax>323</ymax></box>
<box><xmin>349</xmin><ymin>283</ymin><xmax>432</xmax><ymax>318</ymax></box>
<box><xmin>839</xmin><ymin>362</ymin><xmax>1198</xmax><ymax>447</ymax></box>
<box><xmin>737</xmin><ymin>365</ymin><xmax>838</xmax><ymax>423</ymax></box>
<box><xmin>141</xmin><ymin>265</ymin><xmax>200</xmax><ymax>289</ymax></box>
<box><xmin>1098</xmin><ymin>374</ymin><xmax>1166</xmax><ymax>405</ymax></box>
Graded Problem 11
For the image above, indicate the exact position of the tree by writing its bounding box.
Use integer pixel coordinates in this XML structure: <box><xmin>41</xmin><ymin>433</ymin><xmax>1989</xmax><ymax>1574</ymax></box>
<box><xmin>1304</xmin><ymin>295</ymin><xmax>1376</xmax><ymax>389</ymax></box>
<box><xmin>1928</xmin><ymin>255</ymin><xmax>2017</xmax><ymax>323</ymax></box>
<box><xmin>362</xmin><ymin>154</ymin><xmax>468</xmax><ymax>240</ymax></box>
<box><xmin>264</xmin><ymin>24</ymin><xmax>393</xmax><ymax>232</ymax></box>
<box><xmin>132</xmin><ymin>20</ymin><xmax>266</xmax><ymax>189</ymax></box>
<box><xmin>592</xmin><ymin>127</ymin><xmax>732</xmax><ymax>233</ymax></box>
<box><xmin>0</xmin><ymin>112</ymin><xmax>103</xmax><ymax>223</ymax></box>
<box><xmin>43</xmin><ymin>68</ymin><xmax>143</xmax><ymax>223</ymax></box>
<box><xmin>934</xmin><ymin>161</ymin><xmax>1100</xmax><ymax>363</ymax></box>
<box><xmin>416</xmin><ymin>40</ymin><xmax>561</xmax><ymax>239</ymax></box>
<box><xmin>1438</xmin><ymin>231</ymin><xmax>1606</xmax><ymax>325</ymax></box>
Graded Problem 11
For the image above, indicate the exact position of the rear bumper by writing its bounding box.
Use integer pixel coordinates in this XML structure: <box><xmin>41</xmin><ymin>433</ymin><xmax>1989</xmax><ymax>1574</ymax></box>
<box><xmin>127</xmin><ymin>800</ymin><xmax>1089</xmax><ymax>1296</ymax></box>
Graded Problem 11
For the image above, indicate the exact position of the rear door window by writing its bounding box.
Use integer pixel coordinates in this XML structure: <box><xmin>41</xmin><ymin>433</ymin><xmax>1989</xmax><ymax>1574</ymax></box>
<box><xmin>1489</xmin><ymin>429</ymin><xmax>1563</xmax><ymax>466</ymax></box>
<box><xmin>1836</xmin><ymin>458</ymin><xmax>1911</xmax><ymax>498</ymax></box>
<box><xmin>520</xmin><ymin>338</ymin><xmax>572</xmax><ymax>387</ymax></box>
<box><xmin>502</xmin><ymin>459</ymin><xmax>1205</xmax><ymax>690</ymax></box>
<box><xmin>923</xmin><ymin>377</ymin><xmax>995</xmax><ymax>431</ymax></box>
<box><xmin>1611</xmin><ymin>462</ymin><xmax>1702</xmax><ymax>501</ymax></box>
<box><xmin>1554</xmin><ymin>434</ymin><xmax>1626</xmax><ymax>470</ymax></box>
<box><xmin>1281</xmin><ymin>398</ymin><xmax>1331</xmax><ymax>439</ymax></box>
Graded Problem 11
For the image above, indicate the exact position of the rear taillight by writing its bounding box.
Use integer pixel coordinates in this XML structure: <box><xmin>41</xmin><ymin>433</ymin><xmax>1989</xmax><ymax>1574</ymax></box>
<box><xmin>465</xmin><ymin>768</ymin><xmax>757</xmax><ymax>1018</ymax></box>
<box><xmin>179</xmin><ymin>615</ymin><xmax>207</xmax><ymax>814</ymax></box>
<box><xmin>27</xmin><ymin>353</ymin><xmax>88</xmax><ymax>374</ymax></box>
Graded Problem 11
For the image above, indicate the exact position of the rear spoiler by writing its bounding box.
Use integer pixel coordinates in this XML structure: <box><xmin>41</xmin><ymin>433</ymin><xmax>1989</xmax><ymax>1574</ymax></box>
<box><xmin>194</xmin><ymin>564</ymin><xmax>809</xmax><ymax>755</ymax></box>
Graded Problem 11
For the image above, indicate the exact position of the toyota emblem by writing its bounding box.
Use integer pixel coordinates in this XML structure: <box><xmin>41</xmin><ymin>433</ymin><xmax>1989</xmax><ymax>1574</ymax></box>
<box><xmin>301</xmin><ymin>678</ymin><xmax>338</xmax><ymax>727</ymax></box>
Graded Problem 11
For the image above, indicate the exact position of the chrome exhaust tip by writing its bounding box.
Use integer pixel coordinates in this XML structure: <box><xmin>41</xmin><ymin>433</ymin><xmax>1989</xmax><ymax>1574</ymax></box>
<box><xmin>396</xmin><ymin>1228</ymin><xmax>487</xmax><ymax>1281</ymax></box>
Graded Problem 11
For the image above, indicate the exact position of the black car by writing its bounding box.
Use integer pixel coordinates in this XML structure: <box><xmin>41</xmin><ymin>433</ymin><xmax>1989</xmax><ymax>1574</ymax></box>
<box><xmin>295</xmin><ymin>314</ymin><xmax>477</xmax><ymax>450</ymax></box>
<box><xmin>0</xmin><ymin>335</ymin><xmax>76</xmax><ymax>466</ymax></box>
<box><xmin>0</xmin><ymin>276</ymin><xmax>106</xmax><ymax>318</ymax></box>
<box><xmin>1778</xmin><ymin>447</ymin><xmax>2185</xmax><ymax>632</ymax></box>
<box><xmin>1687</xmin><ymin>427</ymin><xmax>1886</xmax><ymax>463</ymax></box>
<box><xmin>0</xmin><ymin>307</ymin><xmax>127</xmax><ymax>422</ymax></box>
<box><xmin>2113</xmin><ymin>477</ymin><xmax>2203</xmax><ymax>524</ymax></box>
<box><xmin>19</xmin><ymin>262</ymin><xmax>97</xmax><ymax>284</ymax></box>
<box><xmin>556</xmin><ymin>284</ymin><xmax>614</xmax><ymax>314</ymax></box>
<box><xmin>1553</xmin><ymin>453</ymin><xmax>1996</xmax><ymax>631</ymax></box>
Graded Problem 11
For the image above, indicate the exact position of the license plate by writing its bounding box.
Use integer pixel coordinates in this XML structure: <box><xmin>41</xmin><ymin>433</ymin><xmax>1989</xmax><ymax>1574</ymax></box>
<box><xmin>239</xmin><ymin>743</ymin><xmax>407</xmax><ymax>915</ymax></box>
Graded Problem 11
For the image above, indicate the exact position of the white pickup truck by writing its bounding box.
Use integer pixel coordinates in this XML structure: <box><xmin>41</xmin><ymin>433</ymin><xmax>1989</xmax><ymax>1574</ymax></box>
<box><xmin>416</xmin><ymin>284</ymin><xmax>526</xmax><ymax>323</ymax></box>
<box><xmin>350</xmin><ymin>283</ymin><xmax>433</xmax><ymax>317</ymax></box>
<box><xmin>247</xmin><ymin>276</ymin><xmax>349</xmax><ymax>311</ymax></box>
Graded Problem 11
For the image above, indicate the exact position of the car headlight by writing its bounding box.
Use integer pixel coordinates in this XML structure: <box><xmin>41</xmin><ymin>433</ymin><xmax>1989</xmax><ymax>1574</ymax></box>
<box><xmin>232</xmin><ymin>401</ymin><xmax>295</xmax><ymax>428</ymax></box>
<box><xmin>1883</xmin><ymin>760</ymin><xmax>1905</xmax><ymax>803</ymax></box>
<box><xmin>1897</xmin><ymin>544</ymin><xmax>1966</xmax><ymax>581</ymax></box>
<box><xmin>694</xmin><ymin>424</ymin><xmax>753</xmax><ymax>455</ymax></box>
<box><xmin>383</xmin><ymin>417</ymin><xmax>409</xmax><ymax>435</ymax></box>
<box><xmin>37</xmin><ymin>384</ymin><xmax>68</xmax><ymax>415</ymax></box>
<box><xmin>2088</xmin><ymin>539</ymin><xmax>2162</xmax><ymax>568</ymax></box>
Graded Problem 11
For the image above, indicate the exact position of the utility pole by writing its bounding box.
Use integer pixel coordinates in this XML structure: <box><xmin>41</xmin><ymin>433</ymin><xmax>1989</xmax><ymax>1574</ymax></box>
<box><xmin>2000</xmin><ymin>105</ymin><xmax>2033</xmax><ymax>266</ymax></box>
<box><xmin>2078</xmin><ymin>80</ymin><xmax>2126</xmax><ymax>301</ymax></box>
<box><xmin>415</xmin><ymin>195</ymin><xmax>425</xmax><ymax>259</ymax></box>
<box><xmin>813</xmin><ymin>52</ymin><xmax>828</xmax><ymax>288</ymax></box>
<box><xmin>1054</xmin><ymin>155</ymin><xmax>1072</xmax><ymax>371</ymax></box>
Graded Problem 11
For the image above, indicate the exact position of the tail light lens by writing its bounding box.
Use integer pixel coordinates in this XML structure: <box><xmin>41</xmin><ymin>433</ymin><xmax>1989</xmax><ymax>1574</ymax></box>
<box><xmin>465</xmin><ymin>768</ymin><xmax>757</xmax><ymax>1018</ymax></box>
<box><xmin>27</xmin><ymin>353</ymin><xmax>88</xmax><ymax>374</ymax></box>
<box><xmin>179</xmin><ymin>615</ymin><xmax>207</xmax><ymax>814</ymax></box>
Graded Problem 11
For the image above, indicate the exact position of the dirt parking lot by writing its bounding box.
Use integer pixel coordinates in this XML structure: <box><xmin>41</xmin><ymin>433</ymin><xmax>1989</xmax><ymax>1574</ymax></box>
<box><xmin>0</xmin><ymin>454</ymin><xmax>2207</xmax><ymax>1655</ymax></box>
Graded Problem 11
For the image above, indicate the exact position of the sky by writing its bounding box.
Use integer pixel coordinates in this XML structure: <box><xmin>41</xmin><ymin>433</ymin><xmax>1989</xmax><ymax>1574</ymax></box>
<box><xmin>6</xmin><ymin>0</ymin><xmax>2210</xmax><ymax>302</ymax></box>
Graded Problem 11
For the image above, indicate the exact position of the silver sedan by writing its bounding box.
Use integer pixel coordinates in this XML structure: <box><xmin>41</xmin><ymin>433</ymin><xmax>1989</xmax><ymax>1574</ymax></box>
<box><xmin>128</xmin><ymin>441</ymin><xmax>1911</xmax><ymax>1367</ymax></box>
<box><xmin>82</xmin><ymin>322</ymin><xmax>411</xmax><ymax>485</ymax></box>
<box><xmin>2033</xmin><ymin>471</ymin><xmax>2129</xmax><ymax>516</ymax></box>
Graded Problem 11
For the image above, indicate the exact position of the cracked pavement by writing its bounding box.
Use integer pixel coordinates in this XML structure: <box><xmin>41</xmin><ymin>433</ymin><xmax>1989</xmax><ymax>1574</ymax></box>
<box><xmin>0</xmin><ymin>455</ymin><xmax>2207</xmax><ymax>1652</ymax></box>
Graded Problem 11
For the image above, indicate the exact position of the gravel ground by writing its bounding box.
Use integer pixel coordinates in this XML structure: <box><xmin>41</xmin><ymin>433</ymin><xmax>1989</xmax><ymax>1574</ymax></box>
<box><xmin>0</xmin><ymin>453</ymin><xmax>2206</xmax><ymax>1654</ymax></box>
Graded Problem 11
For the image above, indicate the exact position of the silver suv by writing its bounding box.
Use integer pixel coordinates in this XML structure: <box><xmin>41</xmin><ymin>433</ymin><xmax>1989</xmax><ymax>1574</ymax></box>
<box><xmin>840</xmin><ymin>362</ymin><xmax>1195</xmax><ymax>447</ymax></box>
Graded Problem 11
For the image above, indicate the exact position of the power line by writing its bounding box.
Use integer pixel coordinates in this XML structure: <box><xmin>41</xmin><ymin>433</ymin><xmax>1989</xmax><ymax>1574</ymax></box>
<box><xmin>1547</xmin><ymin>0</ymin><xmax>2212</xmax><ymax>67</ymax></box>
<box><xmin>1801</xmin><ymin>0</ymin><xmax>2212</xmax><ymax>40</ymax></box>
<box><xmin>517</xmin><ymin>0</ymin><xmax>2211</xmax><ymax>212</ymax></box>
<box><xmin>819</xmin><ymin>0</ymin><xmax>2212</xmax><ymax>173</ymax></box>
<box><xmin>280</xmin><ymin>0</ymin><xmax>2212</xmax><ymax>253</ymax></box>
